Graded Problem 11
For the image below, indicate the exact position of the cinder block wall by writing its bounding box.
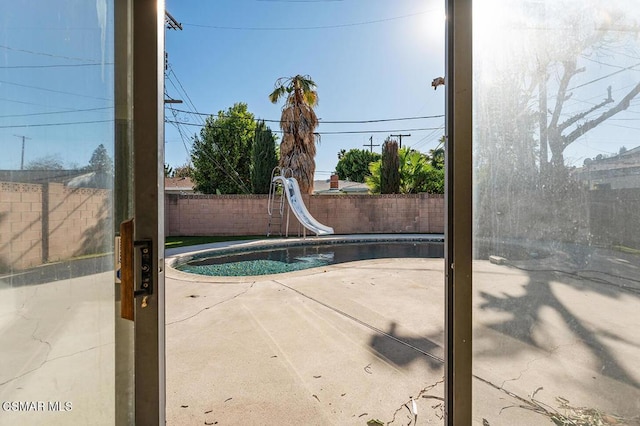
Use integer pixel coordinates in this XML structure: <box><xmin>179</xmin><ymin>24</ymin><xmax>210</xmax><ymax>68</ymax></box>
<box><xmin>165</xmin><ymin>193</ymin><xmax>445</xmax><ymax>236</ymax></box>
<box><xmin>0</xmin><ymin>181</ymin><xmax>110</xmax><ymax>271</ymax></box>
<box><xmin>46</xmin><ymin>183</ymin><xmax>111</xmax><ymax>262</ymax></box>
<box><xmin>0</xmin><ymin>182</ymin><xmax>43</xmax><ymax>270</ymax></box>
<box><xmin>589</xmin><ymin>188</ymin><xmax>640</xmax><ymax>248</ymax></box>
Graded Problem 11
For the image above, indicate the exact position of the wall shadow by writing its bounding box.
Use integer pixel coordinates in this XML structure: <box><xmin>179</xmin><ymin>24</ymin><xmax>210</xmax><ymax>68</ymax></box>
<box><xmin>74</xmin><ymin>194</ymin><xmax>113</xmax><ymax>259</ymax></box>
<box><xmin>0</xmin><ymin>212</ymin><xmax>8</xmax><ymax>273</ymax></box>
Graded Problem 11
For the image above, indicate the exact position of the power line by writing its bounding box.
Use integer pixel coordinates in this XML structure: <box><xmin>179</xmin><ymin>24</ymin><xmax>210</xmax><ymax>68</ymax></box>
<box><xmin>0</xmin><ymin>119</ymin><xmax>112</xmax><ymax>129</ymax></box>
<box><xmin>606</xmin><ymin>122</ymin><xmax>640</xmax><ymax>131</ymax></box>
<box><xmin>166</xmin><ymin>65</ymin><xmax>203</xmax><ymax>124</ymax></box>
<box><xmin>257</xmin><ymin>0</ymin><xmax>343</xmax><ymax>2</ymax></box>
<box><xmin>409</xmin><ymin>125</ymin><xmax>445</xmax><ymax>151</ymax></box>
<box><xmin>165</xmin><ymin>93</ymin><xmax>251</xmax><ymax>194</ymax></box>
<box><xmin>598</xmin><ymin>46</ymin><xmax>640</xmax><ymax>62</ymax></box>
<box><xmin>183</xmin><ymin>9</ymin><xmax>432</xmax><ymax>31</ymax></box>
<box><xmin>0</xmin><ymin>106</ymin><xmax>113</xmax><ymax>118</ymax></box>
<box><xmin>568</xmin><ymin>61</ymin><xmax>640</xmax><ymax>91</ymax></box>
<box><xmin>0</xmin><ymin>79</ymin><xmax>112</xmax><ymax>101</ymax></box>
<box><xmin>169</xmin><ymin>107</ymin><xmax>444</xmax><ymax>123</ymax></box>
<box><xmin>165</xmin><ymin>119</ymin><xmax>442</xmax><ymax>134</ymax></box>
<box><xmin>0</xmin><ymin>43</ymin><xmax>102</xmax><ymax>63</ymax></box>
<box><xmin>165</xmin><ymin>101</ymin><xmax>194</xmax><ymax>157</ymax></box>
<box><xmin>569</xmin><ymin>82</ymin><xmax>640</xmax><ymax>107</ymax></box>
<box><xmin>165</xmin><ymin>113</ymin><xmax>255</xmax><ymax>193</ymax></box>
<box><xmin>0</xmin><ymin>63</ymin><xmax>113</xmax><ymax>69</ymax></box>
<box><xmin>304</xmin><ymin>128</ymin><xmax>441</xmax><ymax>134</ymax></box>
<box><xmin>317</xmin><ymin>115</ymin><xmax>444</xmax><ymax>123</ymax></box>
<box><xmin>0</xmin><ymin>96</ymin><xmax>77</xmax><ymax>110</ymax></box>
<box><xmin>581</xmin><ymin>55</ymin><xmax>640</xmax><ymax>71</ymax></box>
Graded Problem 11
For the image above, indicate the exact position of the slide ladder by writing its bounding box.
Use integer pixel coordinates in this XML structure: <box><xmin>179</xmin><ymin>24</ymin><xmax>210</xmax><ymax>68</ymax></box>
<box><xmin>266</xmin><ymin>167</ymin><xmax>289</xmax><ymax>237</ymax></box>
<box><xmin>268</xmin><ymin>168</ymin><xmax>334</xmax><ymax>237</ymax></box>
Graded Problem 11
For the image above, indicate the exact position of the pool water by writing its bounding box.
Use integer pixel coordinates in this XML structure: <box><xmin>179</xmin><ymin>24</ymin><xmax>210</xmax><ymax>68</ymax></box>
<box><xmin>176</xmin><ymin>241</ymin><xmax>444</xmax><ymax>277</ymax></box>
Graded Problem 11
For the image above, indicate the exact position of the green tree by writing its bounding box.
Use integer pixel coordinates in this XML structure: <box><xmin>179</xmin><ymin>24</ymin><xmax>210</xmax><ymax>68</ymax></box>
<box><xmin>380</xmin><ymin>138</ymin><xmax>400</xmax><ymax>194</ymax></box>
<box><xmin>366</xmin><ymin>146</ymin><xmax>444</xmax><ymax>194</ymax></box>
<box><xmin>399</xmin><ymin>149</ymin><xmax>444</xmax><ymax>194</ymax></box>
<box><xmin>334</xmin><ymin>149</ymin><xmax>381</xmax><ymax>183</ymax></box>
<box><xmin>251</xmin><ymin>120</ymin><xmax>278</xmax><ymax>194</ymax></box>
<box><xmin>25</xmin><ymin>154</ymin><xmax>65</xmax><ymax>170</ymax></box>
<box><xmin>269</xmin><ymin>74</ymin><xmax>319</xmax><ymax>194</ymax></box>
<box><xmin>86</xmin><ymin>144</ymin><xmax>113</xmax><ymax>174</ymax></box>
<box><xmin>191</xmin><ymin>103</ymin><xmax>256</xmax><ymax>194</ymax></box>
<box><xmin>75</xmin><ymin>144</ymin><xmax>114</xmax><ymax>187</ymax></box>
<box><xmin>364</xmin><ymin>161</ymin><xmax>381</xmax><ymax>193</ymax></box>
<box><xmin>428</xmin><ymin>138</ymin><xmax>445</xmax><ymax>169</ymax></box>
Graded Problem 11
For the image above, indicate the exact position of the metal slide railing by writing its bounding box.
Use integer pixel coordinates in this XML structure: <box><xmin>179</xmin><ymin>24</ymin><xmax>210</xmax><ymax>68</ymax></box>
<box><xmin>266</xmin><ymin>167</ymin><xmax>291</xmax><ymax>237</ymax></box>
<box><xmin>269</xmin><ymin>171</ymin><xmax>334</xmax><ymax>237</ymax></box>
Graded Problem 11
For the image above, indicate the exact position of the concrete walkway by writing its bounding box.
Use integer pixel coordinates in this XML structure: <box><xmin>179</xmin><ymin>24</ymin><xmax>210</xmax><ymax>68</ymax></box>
<box><xmin>165</xmin><ymin>239</ymin><xmax>640</xmax><ymax>425</ymax></box>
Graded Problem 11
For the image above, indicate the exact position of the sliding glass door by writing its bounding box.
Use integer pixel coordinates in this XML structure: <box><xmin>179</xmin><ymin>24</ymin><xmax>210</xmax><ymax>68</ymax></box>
<box><xmin>0</xmin><ymin>1</ymin><xmax>164</xmax><ymax>424</ymax></box>
<box><xmin>472</xmin><ymin>0</ymin><xmax>640</xmax><ymax>424</ymax></box>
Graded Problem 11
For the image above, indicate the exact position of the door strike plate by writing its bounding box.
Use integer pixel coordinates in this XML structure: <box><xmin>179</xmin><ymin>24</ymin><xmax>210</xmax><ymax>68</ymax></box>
<box><xmin>134</xmin><ymin>239</ymin><xmax>153</xmax><ymax>298</ymax></box>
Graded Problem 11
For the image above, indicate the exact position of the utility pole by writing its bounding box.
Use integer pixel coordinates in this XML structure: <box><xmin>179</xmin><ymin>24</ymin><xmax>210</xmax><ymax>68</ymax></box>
<box><xmin>165</xmin><ymin>11</ymin><xmax>183</xmax><ymax>31</ymax></box>
<box><xmin>164</xmin><ymin>11</ymin><xmax>183</xmax><ymax>105</ymax></box>
<box><xmin>390</xmin><ymin>133</ymin><xmax>411</xmax><ymax>148</ymax></box>
<box><xmin>14</xmin><ymin>134</ymin><xmax>32</xmax><ymax>170</ymax></box>
<box><xmin>363</xmin><ymin>136</ymin><xmax>380</xmax><ymax>153</ymax></box>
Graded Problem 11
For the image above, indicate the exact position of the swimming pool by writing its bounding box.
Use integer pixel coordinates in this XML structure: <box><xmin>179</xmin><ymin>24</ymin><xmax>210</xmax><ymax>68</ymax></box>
<box><xmin>172</xmin><ymin>236</ymin><xmax>444</xmax><ymax>277</ymax></box>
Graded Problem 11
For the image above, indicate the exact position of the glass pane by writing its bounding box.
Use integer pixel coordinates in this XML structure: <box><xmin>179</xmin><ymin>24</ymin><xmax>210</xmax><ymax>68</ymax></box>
<box><xmin>473</xmin><ymin>1</ymin><xmax>640</xmax><ymax>424</ymax></box>
<box><xmin>0</xmin><ymin>1</ymin><xmax>122</xmax><ymax>424</ymax></box>
<box><xmin>162</xmin><ymin>2</ymin><xmax>447</xmax><ymax>425</ymax></box>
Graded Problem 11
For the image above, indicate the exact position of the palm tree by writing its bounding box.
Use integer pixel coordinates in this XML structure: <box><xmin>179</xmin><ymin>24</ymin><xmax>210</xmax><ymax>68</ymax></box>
<box><xmin>269</xmin><ymin>75</ymin><xmax>319</xmax><ymax>194</ymax></box>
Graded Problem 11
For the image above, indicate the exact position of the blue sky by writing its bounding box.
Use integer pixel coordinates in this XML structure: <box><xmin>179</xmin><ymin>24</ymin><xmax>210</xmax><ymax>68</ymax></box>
<box><xmin>0</xmin><ymin>1</ymin><xmax>446</xmax><ymax>177</ymax></box>
<box><xmin>164</xmin><ymin>0</ymin><xmax>640</xmax><ymax>179</ymax></box>
<box><xmin>163</xmin><ymin>0</ymin><xmax>446</xmax><ymax>180</ymax></box>
<box><xmin>0</xmin><ymin>1</ymin><xmax>114</xmax><ymax>170</ymax></box>
<box><xmin>1</xmin><ymin>0</ymin><xmax>638</xmax><ymax>178</ymax></box>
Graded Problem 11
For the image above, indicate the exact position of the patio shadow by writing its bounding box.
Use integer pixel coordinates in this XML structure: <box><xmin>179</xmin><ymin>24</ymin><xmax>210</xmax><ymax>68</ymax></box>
<box><xmin>369</xmin><ymin>322</ymin><xmax>444</xmax><ymax>370</ymax></box>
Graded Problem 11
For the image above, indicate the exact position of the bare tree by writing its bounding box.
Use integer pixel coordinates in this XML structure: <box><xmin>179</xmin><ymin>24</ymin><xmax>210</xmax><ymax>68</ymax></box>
<box><xmin>534</xmin><ymin>5</ymin><xmax>640</xmax><ymax>182</ymax></box>
<box><xmin>543</xmin><ymin>60</ymin><xmax>640</xmax><ymax>180</ymax></box>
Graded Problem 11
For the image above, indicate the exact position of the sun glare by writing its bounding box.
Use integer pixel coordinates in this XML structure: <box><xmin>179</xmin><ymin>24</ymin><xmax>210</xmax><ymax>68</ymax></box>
<box><xmin>421</xmin><ymin>5</ymin><xmax>446</xmax><ymax>52</ymax></box>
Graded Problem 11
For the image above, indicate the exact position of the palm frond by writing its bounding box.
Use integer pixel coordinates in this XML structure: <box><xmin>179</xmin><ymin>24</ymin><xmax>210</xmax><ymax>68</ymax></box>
<box><xmin>268</xmin><ymin>85</ymin><xmax>287</xmax><ymax>104</ymax></box>
<box><xmin>296</xmin><ymin>75</ymin><xmax>316</xmax><ymax>89</ymax></box>
<box><xmin>303</xmin><ymin>90</ymin><xmax>318</xmax><ymax>107</ymax></box>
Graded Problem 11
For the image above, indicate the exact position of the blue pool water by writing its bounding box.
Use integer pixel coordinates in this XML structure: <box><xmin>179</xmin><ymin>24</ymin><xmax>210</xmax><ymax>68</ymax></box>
<box><xmin>176</xmin><ymin>241</ymin><xmax>444</xmax><ymax>277</ymax></box>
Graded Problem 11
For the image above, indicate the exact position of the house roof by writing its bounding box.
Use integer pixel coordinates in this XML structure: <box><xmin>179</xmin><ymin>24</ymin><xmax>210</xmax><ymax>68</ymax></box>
<box><xmin>162</xmin><ymin>177</ymin><xmax>370</xmax><ymax>194</ymax></box>
<box><xmin>313</xmin><ymin>179</ymin><xmax>369</xmax><ymax>194</ymax></box>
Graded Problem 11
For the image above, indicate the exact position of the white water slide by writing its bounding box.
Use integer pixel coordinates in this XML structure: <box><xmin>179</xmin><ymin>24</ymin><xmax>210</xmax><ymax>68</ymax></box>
<box><xmin>272</xmin><ymin>175</ymin><xmax>334</xmax><ymax>236</ymax></box>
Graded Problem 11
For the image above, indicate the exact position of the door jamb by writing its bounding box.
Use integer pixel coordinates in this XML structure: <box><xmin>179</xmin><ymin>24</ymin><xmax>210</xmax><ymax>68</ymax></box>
<box><xmin>445</xmin><ymin>0</ymin><xmax>473</xmax><ymax>424</ymax></box>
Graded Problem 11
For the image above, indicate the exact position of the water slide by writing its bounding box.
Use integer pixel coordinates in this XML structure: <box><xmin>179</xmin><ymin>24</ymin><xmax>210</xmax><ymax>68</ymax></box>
<box><xmin>272</xmin><ymin>176</ymin><xmax>334</xmax><ymax>236</ymax></box>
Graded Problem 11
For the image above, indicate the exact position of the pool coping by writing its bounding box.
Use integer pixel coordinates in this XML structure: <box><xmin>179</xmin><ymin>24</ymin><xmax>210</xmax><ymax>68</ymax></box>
<box><xmin>164</xmin><ymin>233</ymin><xmax>444</xmax><ymax>283</ymax></box>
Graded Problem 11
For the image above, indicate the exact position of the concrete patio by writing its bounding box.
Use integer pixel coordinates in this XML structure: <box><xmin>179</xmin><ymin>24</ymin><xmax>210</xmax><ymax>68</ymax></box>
<box><xmin>0</xmin><ymin>236</ymin><xmax>637</xmax><ymax>425</ymax></box>
<box><xmin>165</xmin><ymin>238</ymin><xmax>640</xmax><ymax>425</ymax></box>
